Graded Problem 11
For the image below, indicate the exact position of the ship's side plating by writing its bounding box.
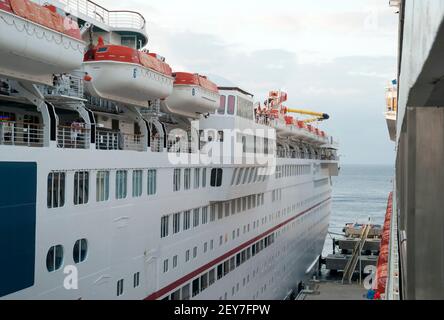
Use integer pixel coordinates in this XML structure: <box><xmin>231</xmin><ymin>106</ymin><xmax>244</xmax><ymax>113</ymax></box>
<box><xmin>0</xmin><ymin>0</ymin><xmax>339</xmax><ymax>300</ymax></box>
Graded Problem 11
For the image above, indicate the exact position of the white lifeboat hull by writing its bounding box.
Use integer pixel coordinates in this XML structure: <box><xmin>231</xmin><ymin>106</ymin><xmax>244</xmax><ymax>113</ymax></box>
<box><xmin>0</xmin><ymin>10</ymin><xmax>85</xmax><ymax>85</ymax></box>
<box><xmin>163</xmin><ymin>85</ymin><xmax>220</xmax><ymax>119</ymax></box>
<box><xmin>83</xmin><ymin>61</ymin><xmax>174</xmax><ymax>107</ymax></box>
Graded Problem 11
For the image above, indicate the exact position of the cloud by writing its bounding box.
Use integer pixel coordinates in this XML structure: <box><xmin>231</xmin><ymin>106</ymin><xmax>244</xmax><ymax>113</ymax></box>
<box><xmin>148</xmin><ymin>25</ymin><xmax>396</xmax><ymax>164</ymax></box>
<box><xmin>102</xmin><ymin>0</ymin><xmax>397</xmax><ymax>165</ymax></box>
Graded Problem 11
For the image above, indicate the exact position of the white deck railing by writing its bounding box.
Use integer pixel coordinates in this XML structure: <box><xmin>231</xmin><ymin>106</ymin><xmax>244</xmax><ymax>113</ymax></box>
<box><xmin>57</xmin><ymin>125</ymin><xmax>90</xmax><ymax>149</ymax></box>
<box><xmin>96</xmin><ymin>129</ymin><xmax>144</xmax><ymax>151</ymax></box>
<box><xmin>52</xmin><ymin>0</ymin><xmax>146</xmax><ymax>30</ymax></box>
<box><xmin>0</xmin><ymin>121</ymin><xmax>44</xmax><ymax>147</ymax></box>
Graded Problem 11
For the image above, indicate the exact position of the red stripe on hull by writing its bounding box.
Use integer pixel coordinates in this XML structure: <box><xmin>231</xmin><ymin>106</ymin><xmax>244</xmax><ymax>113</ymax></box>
<box><xmin>145</xmin><ymin>197</ymin><xmax>332</xmax><ymax>300</ymax></box>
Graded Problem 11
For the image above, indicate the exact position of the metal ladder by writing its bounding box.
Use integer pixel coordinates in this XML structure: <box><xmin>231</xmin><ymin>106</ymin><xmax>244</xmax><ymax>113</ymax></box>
<box><xmin>342</xmin><ymin>224</ymin><xmax>371</xmax><ymax>284</ymax></box>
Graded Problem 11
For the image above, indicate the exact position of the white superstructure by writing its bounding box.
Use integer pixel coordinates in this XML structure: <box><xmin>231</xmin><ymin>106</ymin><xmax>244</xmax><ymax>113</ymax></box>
<box><xmin>0</xmin><ymin>0</ymin><xmax>339</xmax><ymax>300</ymax></box>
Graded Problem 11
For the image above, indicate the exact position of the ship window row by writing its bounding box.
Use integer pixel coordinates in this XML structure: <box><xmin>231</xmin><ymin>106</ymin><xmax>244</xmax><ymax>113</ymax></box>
<box><xmin>230</xmin><ymin>167</ymin><xmax>268</xmax><ymax>186</ymax></box>
<box><xmin>164</xmin><ymin>192</ymin><xmax>327</xmax><ymax>300</ymax></box>
<box><xmin>47</xmin><ymin>169</ymin><xmax>157</xmax><ymax>208</ymax></box>
<box><xmin>115</xmin><ymin>271</ymin><xmax>142</xmax><ymax>297</ymax></box>
<box><xmin>237</xmin><ymin>133</ymin><xmax>273</xmax><ymax>155</ymax></box>
<box><xmin>173</xmin><ymin>168</ymin><xmax>222</xmax><ymax>191</ymax></box>
<box><xmin>217</xmin><ymin>95</ymin><xmax>236</xmax><ymax>115</ymax></box>
<box><xmin>160</xmin><ymin>194</ymin><xmax>265</xmax><ymax>239</ymax></box>
<box><xmin>275</xmin><ymin>164</ymin><xmax>311</xmax><ymax>179</ymax></box>
<box><xmin>162</xmin><ymin>233</ymin><xmax>275</xmax><ymax>300</ymax></box>
<box><xmin>46</xmin><ymin>239</ymin><xmax>88</xmax><ymax>272</ymax></box>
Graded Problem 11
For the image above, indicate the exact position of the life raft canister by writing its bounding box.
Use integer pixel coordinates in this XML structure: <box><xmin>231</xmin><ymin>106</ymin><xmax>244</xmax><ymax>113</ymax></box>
<box><xmin>0</xmin><ymin>0</ymin><xmax>13</xmax><ymax>13</ymax></box>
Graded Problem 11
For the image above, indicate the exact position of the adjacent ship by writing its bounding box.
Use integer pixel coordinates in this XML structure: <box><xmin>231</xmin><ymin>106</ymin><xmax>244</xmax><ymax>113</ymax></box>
<box><xmin>0</xmin><ymin>0</ymin><xmax>339</xmax><ymax>300</ymax></box>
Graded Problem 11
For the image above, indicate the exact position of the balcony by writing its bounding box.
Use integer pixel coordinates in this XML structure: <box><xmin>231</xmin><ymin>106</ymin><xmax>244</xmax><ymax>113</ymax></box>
<box><xmin>55</xmin><ymin>0</ymin><xmax>146</xmax><ymax>30</ymax></box>
<box><xmin>0</xmin><ymin>121</ymin><xmax>44</xmax><ymax>147</ymax></box>
<box><xmin>57</xmin><ymin>125</ymin><xmax>90</xmax><ymax>149</ymax></box>
<box><xmin>96</xmin><ymin>129</ymin><xmax>144</xmax><ymax>151</ymax></box>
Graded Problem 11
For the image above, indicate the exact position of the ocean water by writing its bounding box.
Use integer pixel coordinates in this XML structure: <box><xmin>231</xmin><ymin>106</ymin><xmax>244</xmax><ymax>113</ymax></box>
<box><xmin>322</xmin><ymin>164</ymin><xmax>395</xmax><ymax>256</ymax></box>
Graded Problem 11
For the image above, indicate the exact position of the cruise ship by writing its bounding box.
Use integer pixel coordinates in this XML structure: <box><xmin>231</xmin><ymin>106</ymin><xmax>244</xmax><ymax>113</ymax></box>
<box><xmin>377</xmin><ymin>0</ymin><xmax>444</xmax><ymax>300</ymax></box>
<box><xmin>0</xmin><ymin>0</ymin><xmax>339</xmax><ymax>300</ymax></box>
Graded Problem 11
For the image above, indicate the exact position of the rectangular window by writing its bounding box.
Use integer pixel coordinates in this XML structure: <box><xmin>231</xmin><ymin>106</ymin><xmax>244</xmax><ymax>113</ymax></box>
<box><xmin>183</xmin><ymin>211</ymin><xmax>191</xmax><ymax>230</ymax></box>
<box><xmin>96</xmin><ymin>171</ymin><xmax>109</xmax><ymax>202</ymax></box>
<box><xmin>184</xmin><ymin>168</ymin><xmax>191</xmax><ymax>190</ymax></box>
<box><xmin>217</xmin><ymin>264</ymin><xmax>223</xmax><ymax>280</ymax></box>
<box><xmin>209</xmin><ymin>269</ymin><xmax>215</xmax><ymax>285</ymax></box>
<box><xmin>217</xmin><ymin>95</ymin><xmax>226</xmax><ymax>115</ymax></box>
<box><xmin>74</xmin><ymin>171</ymin><xmax>89</xmax><ymax>205</ymax></box>
<box><xmin>182</xmin><ymin>284</ymin><xmax>190</xmax><ymax>300</ymax></box>
<box><xmin>204</xmin><ymin>242</ymin><xmax>208</xmax><ymax>253</ymax></box>
<box><xmin>117</xmin><ymin>279</ymin><xmax>124</xmax><ymax>297</ymax></box>
<box><xmin>202</xmin><ymin>207</ymin><xmax>208</xmax><ymax>224</ymax></box>
<box><xmin>243</xmin><ymin>168</ymin><xmax>250</xmax><ymax>184</ymax></box>
<box><xmin>194</xmin><ymin>168</ymin><xmax>200</xmax><ymax>189</ymax></box>
<box><xmin>227</xmin><ymin>95</ymin><xmax>235</xmax><ymax>115</ymax></box>
<box><xmin>171</xmin><ymin>289</ymin><xmax>181</xmax><ymax>300</ymax></box>
<box><xmin>231</xmin><ymin>168</ymin><xmax>238</xmax><ymax>186</ymax></box>
<box><xmin>193</xmin><ymin>208</ymin><xmax>200</xmax><ymax>227</ymax></box>
<box><xmin>185</xmin><ymin>249</ymin><xmax>190</xmax><ymax>262</ymax></box>
<box><xmin>230</xmin><ymin>257</ymin><xmax>235</xmax><ymax>272</ymax></box>
<box><xmin>173</xmin><ymin>255</ymin><xmax>178</xmax><ymax>268</ymax></box>
<box><xmin>115</xmin><ymin>170</ymin><xmax>127</xmax><ymax>200</ymax></box>
<box><xmin>173</xmin><ymin>169</ymin><xmax>181</xmax><ymax>192</ymax></box>
<box><xmin>218</xmin><ymin>203</ymin><xmax>223</xmax><ymax>220</ymax></box>
<box><xmin>200</xmin><ymin>273</ymin><xmax>208</xmax><ymax>291</ymax></box>
<box><xmin>147</xmin><ymin>169</ymin><xmax>157</xmax><ymax>195</ymax></box>
<box><xmin>133</xmin><ymin>272</ymin><xmax>140</xmax><ymax>288</ymax></box>
<box><xmin>192</xmin><ymin>278</ymin><xmax>200</xmax><ymax>297</ymax></box>
<box><xmin>161</xmin><ymin>215</ymin><xmax>169</xmax><ymax>238</ymax></box>
<box><xmin>236</xmin><ymin>168</ymin><xmax>244</xmax><ymax>185</ymax></box>
<box><xmin>248</xmin><ymin>168</ymin><xmax>255</xmax><ymax>183</ymax></box>
<box><xmin>210</xmin><ymin>205</ymin><xmax>216</xmax><ymax>222</ymax></box>
<box><xmin>47</xmin><ymin>172</ymin><xmax>65</xmax><ymax>208</ymax></box>
<box><xmin>193</xmin><ymin>246</ymin><xmax>198</xmax><ymax>258</ymax></box>
<box><xmin>210</xmin><ymin>168</ymin><xmax>223</xmax><ymax>187</ymax></box>
<box><xmin>173</xmin><ymin>212</ymin><xmax>181</xmax><ymax>234</ymax></box>
<box><xmin>163</xmin><ymin>259</ymin><xmax>169</xmax><ymax>273</ymax></box>
<box><xmin>202</xmin><ymin>168</ymin><xmax>207</xmax><ymax>188</ymax></box>
<box><xmin>132</xmin><ymin>170</ymin><xmax>143</xmax><ymax>198</ymax></box>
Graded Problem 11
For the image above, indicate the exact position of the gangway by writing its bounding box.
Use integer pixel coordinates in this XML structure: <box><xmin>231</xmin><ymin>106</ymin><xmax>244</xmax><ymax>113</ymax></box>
<box><xmin>342</xmin><ymin>224</ymin><xmax>371</xmax><ymax>284</ymax></box>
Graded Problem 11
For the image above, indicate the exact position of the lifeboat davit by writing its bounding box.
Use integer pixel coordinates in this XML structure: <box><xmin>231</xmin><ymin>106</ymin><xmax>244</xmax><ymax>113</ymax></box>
<box><xmin>162</xmin><ymin>72</ymin><xmax>220</xmax><ymax>118</ymax></box>
<box><xmin>83</xmin><ymin>43</ymin><xmax>174</xmax><ymax>107</ymax></box>
<box><xmin>0</xmin><ymin>0</ymin><xmax>84</xmax><ymax>85</ymax></box>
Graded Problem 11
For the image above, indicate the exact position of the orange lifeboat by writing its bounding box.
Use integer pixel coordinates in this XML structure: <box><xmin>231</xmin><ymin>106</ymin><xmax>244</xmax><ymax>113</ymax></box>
<box><xmin>0</xmin><ymin>0</ymin><xmax>84</xmax><ymax>85</ymax></box>
<box><xmin>162</xmin><ymin>72</ymin><xmax>219</xmax><ymax>118</ymax></box>
<box><xmin>83</xmin><ymin>44</ymin><xmax>174</xmax><ymax>107</ymax></box>
<box><xmin>284</xmin><ymin>116</ymin><xmax>294</xmax><ymax>125</ymax></box>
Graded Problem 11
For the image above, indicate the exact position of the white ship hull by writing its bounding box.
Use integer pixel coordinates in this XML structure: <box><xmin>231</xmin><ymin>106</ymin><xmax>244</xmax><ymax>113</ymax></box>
<box><xmin>0</xmin><ymin>145</ymin><xmax>332</xmax><ymax>300</ymax></box>
<box><xmin>0</xmin><ymin>9</ymin><xmax>84</xmax><ymax>85</ymax></box>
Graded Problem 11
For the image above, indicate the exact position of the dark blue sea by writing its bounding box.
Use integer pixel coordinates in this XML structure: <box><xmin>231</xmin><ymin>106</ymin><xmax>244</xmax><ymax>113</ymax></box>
<box><xmin>322</xmin><ymin>164</ymin><xmax>395</xmax><ymax>256</ymax></box>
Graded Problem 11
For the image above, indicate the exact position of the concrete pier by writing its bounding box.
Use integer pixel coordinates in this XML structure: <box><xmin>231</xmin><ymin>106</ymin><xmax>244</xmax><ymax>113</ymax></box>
<box><xmin>299</xmin><ymin>280</ymin><xmax>367</xmax><ymax>300</ymax></box>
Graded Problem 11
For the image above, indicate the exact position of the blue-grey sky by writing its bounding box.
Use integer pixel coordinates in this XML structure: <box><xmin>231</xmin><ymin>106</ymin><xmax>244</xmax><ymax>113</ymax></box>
<box><xmin>107</xmin><ymin>0</ymin><xmax>398</xmax><ymax>165</ymax></box>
